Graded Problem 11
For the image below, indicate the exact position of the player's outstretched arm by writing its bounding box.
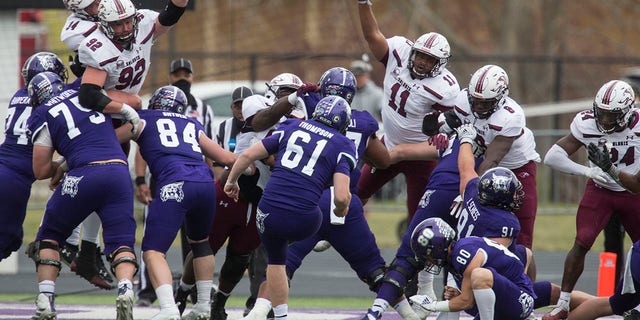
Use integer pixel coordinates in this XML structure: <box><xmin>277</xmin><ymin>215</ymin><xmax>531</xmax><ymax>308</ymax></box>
<box><xmin>357</xmin><ymin>0</ymin><xmax>388</xmax><ymax>61</ymax></box>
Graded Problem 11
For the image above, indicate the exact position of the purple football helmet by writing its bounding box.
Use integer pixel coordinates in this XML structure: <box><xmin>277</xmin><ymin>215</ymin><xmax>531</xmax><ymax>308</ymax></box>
<box><xmin>477</xmin><ymin>167</ymin><xmax>524</xmax><ymax>211</ymax></box>
<box><xmin>27</xmin><ymin>72</ymin><xmax>66</xmax><ymax>108</ymax></box>
<box><xmin>312</xmin><ymin>95</ymin><xmax>352</xmax><ymax>135</ymax></box>
<box><xmin>410</xmin><ymin>217</ymin><xmax>456</xmax><ymax>275</ymax></box>
<box><xmin>319</xmin><ymin>67</ymin><xmax>356</xmax><ymax>104</ymax></box>
<box><xmin>21</xmin><ymin>52</ymin><xmax>68</xmax><ymax>87</ymax></box>
<box><xmin>149</xmin><ymin>85</ymin><xmax>189</xmax><ymax>114</ymax></box>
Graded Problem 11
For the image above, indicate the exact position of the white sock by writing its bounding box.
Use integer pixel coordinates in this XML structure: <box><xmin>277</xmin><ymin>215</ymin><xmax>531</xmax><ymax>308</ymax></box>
<box><xmin>178</xmin><ymin>280</ymin><xmax>194</xmax><ymax>290</ymax></box>
<box><xmin>118</xmin><ymin>279</ymin><xmax>133</xmax><ymax>291</ymax></box>
<box><xmin>38</xmin><ymin>280</ymin><xmax>55</xmax><ymax>295</ymax></box>
<box><xmin>273</xmin><ymin>304</ymin><xmax>288</xmax><ymax>319</ymax></box>
<box><xmin>195</xmin><ymin>280</ymin><xmax>212</xmax><ymax>305</ymax></box>
<box><xmin>472</xmin><ymin>288</ymin><xmax>495</xmax><ymax>320</ymax></box>
<box><xmin>80</xmin><ymin>213</ymin><xmax>101</xmax><ymax>244</ymax></box>
<box><xmin>417</xmin><ymin>269</ymin><xmax>437</xmax><ymax>300</ymax></box>
<box><xmin>371</xmin><ymin>298</ymin><xmax>390</xmax><ymax>314</ymax></box>
<box><xmin>393</xmin><ymin>298</ymin><xmax>417</xmax><ymax>319</ymax></box>
<box><xmin>250</xmin><ymin>298</ymin><xmax>272</xmax><ymax>317</ymax></box>
<box><xmin>155</xmin><ymin>284</ymin><xmax>178</xmax><ymax>311</ymax></box>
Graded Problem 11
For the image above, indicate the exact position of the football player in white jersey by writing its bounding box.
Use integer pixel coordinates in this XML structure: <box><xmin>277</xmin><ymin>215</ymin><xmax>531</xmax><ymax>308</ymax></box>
<box><xmin>77</xmin><ymin>0</ymin><xmax>188</xmax><ymax>124</ymax></box>
<box><xmin>542</xmin><ymin>80</ymin><xmax>640</xmax><ymax>320</ymax></box>
<box><xmin>61</xmin><ymin>0</ymin><xmax>100</xmax><ymax>78</ymax></box>
<box><xmin>438</xmin><ymin>65</ymin><xmax>541</xmax><ymax>252</ymax></box>
<box><xmin>355</xmin><ymin>0</ymin><xmax>461</xmax><ymax>231</ymax></box>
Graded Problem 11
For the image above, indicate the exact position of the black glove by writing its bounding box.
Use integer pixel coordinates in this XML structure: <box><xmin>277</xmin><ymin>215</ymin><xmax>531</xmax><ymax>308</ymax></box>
<box><xmin>422</xmin><ymin>112</ymin><xmax>440</xmax><ymax>136</ymax></box>
<box><xmin>443</xmin><ymin>110</ymin><xmax>462</xmax><ymax>131</ymax></box>
<box><xmin>587</xmin><ymin>142</ymin><xmax>612</xmax><ymax>171</ymax></box>
<box><xmin>69</xmin><ymin>53</ymin><xmax>86</xmax><ymax>78</ymax></box>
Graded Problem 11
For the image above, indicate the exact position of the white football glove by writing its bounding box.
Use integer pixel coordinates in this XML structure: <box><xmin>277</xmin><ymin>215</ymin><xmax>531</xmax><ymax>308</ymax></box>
<box><xmin>409</xmin><ymin>295</ymin><xmax>435</xmax><ymax>319</ymax></box>
<box><xmin>120</xmin><ymin>104</ymin><xmax>140</xmax><ymax>135</ymax></box>
<box><xmin>449</xmin><ymin>195</ymin><xmax>463</xmax><ymax>219</ymax></box>
<box><xmin>584</xmin><ymin>166</ymin><xmax>609</xmax><ymax>184</ymax></box>
<box><xmin>455</xmin><ymin>123</ymin><xmax>477</xmax><ymax>146</ymax></box>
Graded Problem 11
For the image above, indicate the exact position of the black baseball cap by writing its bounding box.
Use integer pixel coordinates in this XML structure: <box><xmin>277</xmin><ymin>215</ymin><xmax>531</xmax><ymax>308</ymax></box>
<box><xmin>232</xmin><ymin>86</ymin><xmax>253</xmax><ymax>103</ymax></box>
<box><xmin>170</xmin><ymin>58</ymin><xmax>193</xmax><ymax>74</ymax></box>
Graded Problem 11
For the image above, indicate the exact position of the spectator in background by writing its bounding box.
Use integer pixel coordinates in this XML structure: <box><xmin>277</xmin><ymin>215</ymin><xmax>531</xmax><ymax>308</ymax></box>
<box><xmin>350</xmin><ymin>54</ymin><xmax>383</xmax><ymax>122</ymax></box>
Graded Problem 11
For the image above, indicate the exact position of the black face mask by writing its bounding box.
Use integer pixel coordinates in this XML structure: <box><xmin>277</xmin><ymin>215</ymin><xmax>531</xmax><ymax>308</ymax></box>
<box><xmin>172</xmin><ymin>79</ymin><xmax>196</xmax><ymax>106</ymax></box>
<box><xmin>172</xmin><ymin>79</ymin><xmax>191</xmax><ymax>95</ymax></box>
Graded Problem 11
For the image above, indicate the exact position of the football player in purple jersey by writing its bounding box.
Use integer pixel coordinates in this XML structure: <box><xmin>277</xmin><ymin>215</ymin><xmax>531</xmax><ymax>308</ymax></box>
<box><xmin>27</xmin><ymin>72</ymin><xmax>138</xmax><ymax>320</ymax></box>
<box><xmin>283</xmin><ymin>70</ymin><xmax>428</xmax><ymax>319</ymax></box>
<box><xmin>0</xmin><ymin>52</ymin><xmax>68</xmax><ymax>263</ymax></box>
<box><xmin>225</xmin><ymin>96</ymin><xmax>357</xmax><ymax>320</ymax></box>
<box><xmin>409</xmin><ymin>218</ymin><xmax>535</xmax><ymax>320</ymax></box>
<box><xmin>113</xmin><ymin>85</ymin><xmax>237</xmax><ymax>320</ymax></box>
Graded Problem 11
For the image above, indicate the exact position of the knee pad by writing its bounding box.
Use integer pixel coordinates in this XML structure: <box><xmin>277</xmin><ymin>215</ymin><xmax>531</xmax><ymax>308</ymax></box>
<box><xmin>108</xmin><ymin>247</ymin><xmax>139</xmax><ymax>276</ymax></box>
<box><xmin>382</xmin><ymin>258</ymin><xmax>418</xmax><ymax>297</ymax></box>
<box><xmin>33</xmin><ymin>241</ymin><xmax>62</xmax><ymax>272</ymax></box>
<box><xmin>190</xmin><ymin>241</ymin><xmax>213</xmax><ymax>258</ymax></box>
<box><xmin>363</xmin><ymin>266</ymin><xmax>386</xmax><ymax>293</ymax></box>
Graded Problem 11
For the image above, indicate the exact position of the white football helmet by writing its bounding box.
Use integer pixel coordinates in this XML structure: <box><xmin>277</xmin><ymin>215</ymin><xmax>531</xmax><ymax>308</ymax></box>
<box><xmin>98</xmin><ymin>0</ymin><xmax>137</xmax><ymax>46</ymax></box>
<box><xmin>593</xmin><ymin>80</ymin><xmax>635</xmax><ymax>133</ymax></box>
<box><xmin>64</xmin><ymin>0</ymin><xmax>97</xmax><ymax>20</ymax></box>
<box><xmin>409</xmin><ymin>32</ymin><xmax>450</xmax><ymax>79</ymax></box>
<box><xmin>467</xmin><ymin>65</ymin><xmax>509</xmax><ymax>119</ymax></box>
<box><xmin>265</xmin><ymin>72</ymin><xmax>303</xmax><ymax>101</ymax></box>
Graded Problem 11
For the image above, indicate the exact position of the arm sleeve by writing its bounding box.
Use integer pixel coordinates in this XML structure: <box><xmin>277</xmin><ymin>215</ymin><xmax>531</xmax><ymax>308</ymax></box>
<box><xmin>544</xmin><ymin>143</ymin><xmax>588</xmax><ymax>176</ymax></box>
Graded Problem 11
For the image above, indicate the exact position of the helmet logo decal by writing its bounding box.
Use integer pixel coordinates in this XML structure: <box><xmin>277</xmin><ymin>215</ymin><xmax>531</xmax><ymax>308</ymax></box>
<box><xmin>490</xmin><ymin>172</ymin><xmax>513</xmax><ymax>192</ymax></box>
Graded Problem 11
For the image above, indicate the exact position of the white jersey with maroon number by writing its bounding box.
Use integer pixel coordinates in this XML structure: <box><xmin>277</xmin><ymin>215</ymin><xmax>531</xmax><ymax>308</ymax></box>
<box><xmin>78</xmin><ymin>9</ymin><xmax>159</xmax><ymax>94</ymax></box>
<box><xmin>60</xmin><ymin>14</ymin><xmax>99</xmax><ymax>51</ymax></box>
<box><xmin>380</xmin><ymin>36</ymin><xmax>460</xmax><ymax>149</ymax></box>
<box><xmin>570</xmin><ymin>108</ymin><xmax>640</xmax><ymax>192</ymax></box>
<box><xmin>454</xmin><ymin>93</ymin><xmax>541</xmax><ymax>169</ymax></box>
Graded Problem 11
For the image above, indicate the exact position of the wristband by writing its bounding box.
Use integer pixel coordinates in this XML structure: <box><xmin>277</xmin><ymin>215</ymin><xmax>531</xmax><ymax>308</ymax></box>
<box><xmin>358</xmin><ymin>0</ymin><xmax>373</xmax><ymax>5</ymax></box>
<box><xmin>135</xmin><ymin>176</ymin><xmax>146</xmax><ymax>186</ymax></box>
<box><xmin>225</xmin><ymin>180</ymin><xmax>238</xmax><ymax>187</ymax></box>
<box><xmin>287</xmin><ymin>92</ymin><xmax>298</xmax><ymax>105</ymax></box>
<box><xmin>434</xmin><ymin>300</ymin><xmax>450</xmax><ymax>312</ymax></box>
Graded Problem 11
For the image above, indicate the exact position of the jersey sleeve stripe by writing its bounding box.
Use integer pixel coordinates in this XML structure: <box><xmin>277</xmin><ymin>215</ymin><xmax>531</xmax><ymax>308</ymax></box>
<box><xmin>99</xmin><ymin>56</ymin><xmax>119</xmax><ymax>67</ymax></box>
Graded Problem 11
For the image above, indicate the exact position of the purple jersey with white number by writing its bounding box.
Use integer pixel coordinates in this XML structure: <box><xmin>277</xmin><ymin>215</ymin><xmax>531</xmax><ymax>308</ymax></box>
<box><xmin>449</xmin><ymin>237</ymin><xmax>534</xmax><ymax>296</ymax></box>
<box><xmin>456</xmin><ymin>177</ymin><xmax>521</xmax><ymax>240</ymax></box>
<box><xmin>345</xmin><ymin>110</ymin><xmax>379</xmax><ymax>192</ymax></box>
<box><xmin>260</xmin><ymin>118</ymin><xmax>357</xmax><ymax>212</ymax></box>
<box><xmin>135</xmin><ymin>109</ymin><xmax>213</xmax><ymax>186</ymax></box>
<box><xmin>27</xmin><ymin>88</ymin><xmax>126</xmax><ymax>169</ymax></box>
<box><xmin>1</xmin><ymin>88</ymin><xmax>34</xmax><ymax>181</ymax></box>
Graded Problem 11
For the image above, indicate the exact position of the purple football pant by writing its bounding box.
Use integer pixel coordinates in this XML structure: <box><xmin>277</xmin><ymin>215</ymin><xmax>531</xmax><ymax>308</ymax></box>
<box><xmin>36</xmin><ymin>164</ymin><xmax>135</xmax><ymax>256</ymax></box>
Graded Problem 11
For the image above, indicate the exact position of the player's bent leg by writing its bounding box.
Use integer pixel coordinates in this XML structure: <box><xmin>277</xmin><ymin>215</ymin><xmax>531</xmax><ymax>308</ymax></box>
<box><xmin>108</xmin><ymin>246</ymin><xmax>138</xmax><ymax>320</ymax></box>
